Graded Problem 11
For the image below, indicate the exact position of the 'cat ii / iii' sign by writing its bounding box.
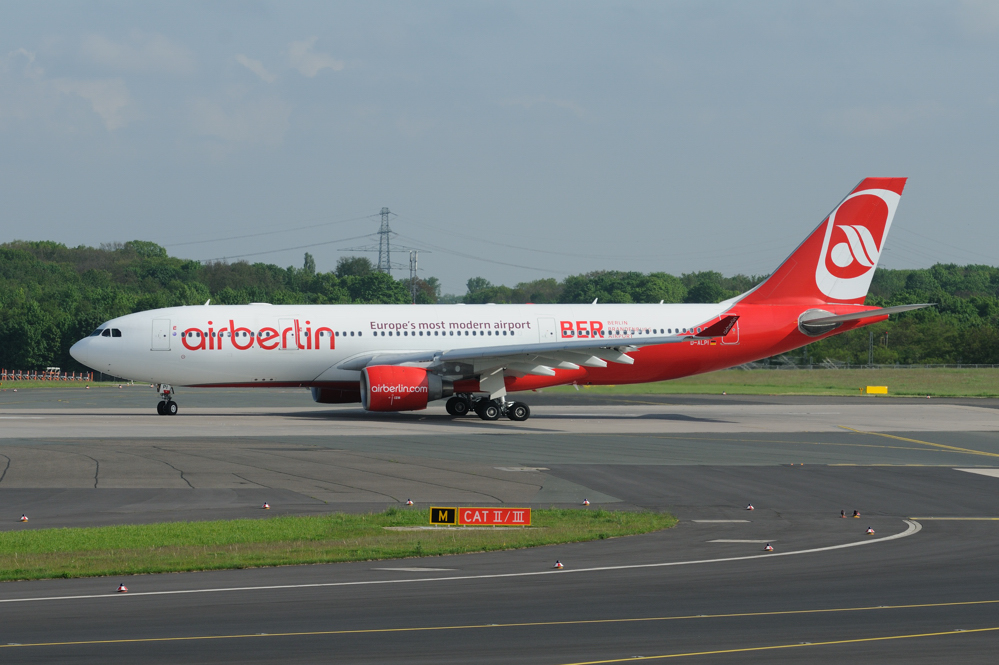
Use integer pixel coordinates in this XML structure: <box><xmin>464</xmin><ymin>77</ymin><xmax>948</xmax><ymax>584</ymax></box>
<box><xmin>429</xmin><ymin>507</ymin><xmax>531</xmax><ymax>526</ymax></box>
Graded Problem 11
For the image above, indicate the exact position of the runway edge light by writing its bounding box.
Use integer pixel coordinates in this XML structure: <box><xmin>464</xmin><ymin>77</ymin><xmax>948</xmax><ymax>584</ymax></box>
<box><xmin>554</xmin><ymin>560</ymin><xmax>564</xmax><ymax>569</ymax></box>
<box><xmin>19</xmin><ymin>514</ymin><xmax>28</xmax><ymax>522</ymax></box>
<box><xmin>117</xmin><ymin>583</ymin><xmax>128</xmax><ymax>593</ymax></box>
<box><xmin>746</xmin><ymin>503</ymin><xmax>754</xmax><ymax>511</ymax></box>
<box><xmin>764</xmin><ymin>543</ymin><xmax>774</xmax><ymax>552</ymax></box>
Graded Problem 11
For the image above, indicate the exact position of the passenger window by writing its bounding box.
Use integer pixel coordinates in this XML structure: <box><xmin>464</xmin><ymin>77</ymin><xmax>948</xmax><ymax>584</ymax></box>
<box><xmin>350</xmin><ymin>331</ymin><xmax>355</xmax><ymax>337</ymax></box>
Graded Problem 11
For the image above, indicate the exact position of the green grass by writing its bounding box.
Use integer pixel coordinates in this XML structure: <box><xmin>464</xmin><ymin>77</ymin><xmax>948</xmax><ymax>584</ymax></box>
<box><xmin>0</xmin><ymin>508</ymin><xmax>676</xmax><ymax>581</ymax></box>
<box><xmin>0</xmin><ymin>381</ymin><xmax>124</xmax><ymax>390</ymax></box>
<box><xmin>546</xmin><ymin>368</ymin><xmax>999</xmax><ymax>397</ymax></box>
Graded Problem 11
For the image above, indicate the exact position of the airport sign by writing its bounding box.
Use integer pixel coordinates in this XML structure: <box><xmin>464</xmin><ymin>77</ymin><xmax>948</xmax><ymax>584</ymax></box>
<box><xmin>430</xmin><ymin>507</ymin><xmax>531</xmax><ymax>526</ymax></box>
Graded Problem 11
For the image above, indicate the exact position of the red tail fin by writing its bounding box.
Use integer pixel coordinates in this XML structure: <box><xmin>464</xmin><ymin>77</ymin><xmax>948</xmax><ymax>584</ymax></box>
<box><xmin>739</xmin><ymin>178</ymin><xmax>907</xmax><ymax>306</ymax></box>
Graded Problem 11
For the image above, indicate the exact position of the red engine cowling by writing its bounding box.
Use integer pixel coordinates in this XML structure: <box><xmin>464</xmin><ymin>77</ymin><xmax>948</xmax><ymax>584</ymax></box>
<box><xmin>361</xmin><ymin>366</ymin><xmax>453</xmax><ymax>412</ymax></box>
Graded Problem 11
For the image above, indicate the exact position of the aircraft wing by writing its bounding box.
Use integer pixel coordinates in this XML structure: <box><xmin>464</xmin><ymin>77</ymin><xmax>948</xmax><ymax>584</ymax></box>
<box><xmin>337</xmin><ymin>315</ymin><xmax>739</xmax><ymax>375</ymax></box>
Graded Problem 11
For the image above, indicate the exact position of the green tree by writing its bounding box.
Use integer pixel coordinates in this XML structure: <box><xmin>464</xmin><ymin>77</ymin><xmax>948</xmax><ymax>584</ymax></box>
<box><xmin>336</xmin><ymin>256</ymin><xmax>374</xmax><ymax>278</ymax></box>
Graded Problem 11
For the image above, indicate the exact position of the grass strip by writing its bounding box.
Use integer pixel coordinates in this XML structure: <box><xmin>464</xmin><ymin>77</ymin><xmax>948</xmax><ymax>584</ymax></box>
<box><xmin>0</xmin><ymin>381</ymin><xmax>125</xmax><ymax>390</ymax></box>
<box><xmin>545</xmin><ymin>368</ymin><xmax>999</xmax><ymax>397</ymax></box>
<box><xmin>0</xmin><ymin>508</ymin><xmax>675</xmax><ymax>581</ymax></box>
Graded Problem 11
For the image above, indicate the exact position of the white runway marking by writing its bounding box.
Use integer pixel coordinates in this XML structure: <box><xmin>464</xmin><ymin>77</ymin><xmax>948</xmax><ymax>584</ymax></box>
<box><xmin>494</xmin><ymin>467</ymin><xmax>549</xmax><ymax>472</ymax></box>
<box><xmin>709</xmin><ymin>539</ymin><xmax>772</xmax><ymax>543</ymax></box>
<box><xmin>0</xmin><ymin>520</ymin><xmax>921</xmax><ymax>605</ymax></box>
<box><xmin>954</xmin><ymin>468</ymin><xmax>999</xmax><ymax>478</ymax></box>
<box><xmin>371</xmin><ymin>567</ymin><xmax>457</xmax><ymax>572</ymax></box>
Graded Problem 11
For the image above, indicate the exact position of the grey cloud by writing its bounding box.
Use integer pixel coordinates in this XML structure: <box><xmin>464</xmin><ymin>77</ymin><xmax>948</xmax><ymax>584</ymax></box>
<box><xmin>287</xmin><ymin>37</ymin><xmax>344</xmax><ymax>77</ymax></box>
<box><xmin>81</xmin><ymin>32</ymin><xmax>195</xmax><ymax>74</ymax></box>
<box><xmin>188</xmin><ymin>95</ymin><xmax>291</xmax><ymax>146</ymax></box>
<box><xmin>236</xmin><ymin>54</ymin><xmax>276</xmax><ymax>83</ymax></box>
<box><xmin>52</xmin><ymin>78</ymin><xmax>134</xmax><ymax>131</ymax></box>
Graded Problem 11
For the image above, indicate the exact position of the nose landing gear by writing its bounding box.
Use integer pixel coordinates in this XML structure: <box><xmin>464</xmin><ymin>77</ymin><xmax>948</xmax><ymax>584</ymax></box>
<box><xmin>155</xmin><ymin>384</ymin><xmax>178</xmax><ymax>416</ymax></box>
<box><xmin>446</xmin><ymin>394</ymin><xmax>531</xmax><ymax>422</ymax></box>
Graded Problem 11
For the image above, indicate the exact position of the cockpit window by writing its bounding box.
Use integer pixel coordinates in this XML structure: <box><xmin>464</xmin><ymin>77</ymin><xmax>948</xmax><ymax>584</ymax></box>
<box><xmin>111</xmin><ymin>329</ymin><xmax>122</xmax><ymax>337</ymax></box>
<box><xmin>101</xmin><ymin>329</ymin><xmax>111</xmax><ymax>337</ymax></box>
<box><xmin>90</xmin><ymin>328</ymin><xmax>105</xmax><ymax>337</ymax></box>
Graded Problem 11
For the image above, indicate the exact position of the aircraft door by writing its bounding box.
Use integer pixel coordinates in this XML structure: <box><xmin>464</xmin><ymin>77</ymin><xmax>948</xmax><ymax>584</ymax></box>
<box><xmin>720</xmin><ymin>319</ymin><xmax>740</xmax><ymax>345</ymax></box>
<box><xmin>151</xmin><ymin>319</ymin><xmax>171</xmax><ymax>351</ymax></box>
<box><xmin>538</xmin><ymin>318</ymin><xmax>557</xmax><ymax>343</ymax></box>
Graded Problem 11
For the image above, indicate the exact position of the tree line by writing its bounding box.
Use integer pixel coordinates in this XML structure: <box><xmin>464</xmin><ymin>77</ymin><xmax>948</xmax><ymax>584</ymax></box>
<box><xmin>1</xmin><ymin>239</ymin><xmax>997</xmax><ymax>371</ymax></box>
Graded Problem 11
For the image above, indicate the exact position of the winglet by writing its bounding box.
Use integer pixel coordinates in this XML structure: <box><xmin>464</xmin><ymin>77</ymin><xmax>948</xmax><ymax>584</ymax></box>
<box><xmin>692</xmin><ymin>315</ymin><xmax>739</xmax><ymax>338</ymax></box>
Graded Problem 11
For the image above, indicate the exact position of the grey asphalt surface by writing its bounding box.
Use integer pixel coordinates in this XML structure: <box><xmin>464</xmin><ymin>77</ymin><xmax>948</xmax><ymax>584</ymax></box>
<box><xmin>0</xmin><ymin>387</ymin><xmax>998</xmax><ymax>663</ymax></box>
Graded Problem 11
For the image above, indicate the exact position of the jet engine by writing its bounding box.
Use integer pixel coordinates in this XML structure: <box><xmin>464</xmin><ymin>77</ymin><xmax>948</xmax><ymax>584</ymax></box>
<box><xmin>360</xmin><ymin>366</ymin><xmax>453</xmax><ymax>411</ymax></box>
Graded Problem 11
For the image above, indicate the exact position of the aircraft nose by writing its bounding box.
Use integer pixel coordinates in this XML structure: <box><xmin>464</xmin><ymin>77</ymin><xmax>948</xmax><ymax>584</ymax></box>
<box><xmin>70</xmin><ymin>338</ymin><xmax>92</xmax><ymax>368</ymax></box>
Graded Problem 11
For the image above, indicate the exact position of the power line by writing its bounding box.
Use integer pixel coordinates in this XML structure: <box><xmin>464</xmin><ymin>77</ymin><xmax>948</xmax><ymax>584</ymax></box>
<box><xmin>340</xmin><ymin>207</ymin><xmax>424</xmax><ymax>277</ymax></box>
<box><xmin>401</xmin><ymin>215</ymin><xmax>784</xmax><ymax>261</ymax></box>
<box><xmin>393</xmin><ymin>233</ymin><xmax>567</xmax><ymax>274</ymax></box>
<box><xmin>895</xmin><ymin>227</ymin><xmax>996</xmax><ymax>262</ymax></box>
<box><xmin>165</xmin><ymin>213</ymin><xmax>375</xmax><ymax>248</ymax></box>
<box><xmin>198</xmin><ymin>233</ymin><xmax>373</xmax><ymax>263</ymax></box>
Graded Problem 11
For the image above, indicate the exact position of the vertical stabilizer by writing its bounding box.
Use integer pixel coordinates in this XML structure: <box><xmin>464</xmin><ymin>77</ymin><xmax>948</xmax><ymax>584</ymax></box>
<box><xmin>739</xmin><ymin>177</ymin><xmax>907</xmax><ymax>306</ymax></box>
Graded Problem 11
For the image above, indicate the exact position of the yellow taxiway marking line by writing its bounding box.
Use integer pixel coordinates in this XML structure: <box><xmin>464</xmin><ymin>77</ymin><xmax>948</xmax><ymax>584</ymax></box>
<box><xmin>558</xmin><ymin>626</ymin><xmax>999</xmax><ymax>664</ymax></box>
<box><xmin>650</xmin><ymin>433</ymin><xmax>929</xmax><ymax>453</ymax></box>
<box><xmin>1</xmin><ymin>599</ymin><xmax>997</xmax><ymax>649</ymax></box>
<box><xmin>838</xmin><ymin>426</ymin><xmax>999</xmax><ymax>459</ymax></box>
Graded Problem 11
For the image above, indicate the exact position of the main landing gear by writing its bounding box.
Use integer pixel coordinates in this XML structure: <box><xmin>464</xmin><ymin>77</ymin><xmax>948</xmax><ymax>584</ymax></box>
<box><xmin>445</xmin><ymin>395</ymin><xmax>531</xmax><ymax>422</ymax></box>
<box><xmin>155</xmin><ymin>384</ymin><xmax>178</xmax><ymax>416</ymax></box>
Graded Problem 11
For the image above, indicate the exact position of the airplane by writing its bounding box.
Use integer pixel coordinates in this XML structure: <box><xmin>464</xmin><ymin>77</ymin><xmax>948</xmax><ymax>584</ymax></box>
<box><xmin>70</xmin><ymin>177</ymin><xmax>931</xmax><ymax>422</ymax></box>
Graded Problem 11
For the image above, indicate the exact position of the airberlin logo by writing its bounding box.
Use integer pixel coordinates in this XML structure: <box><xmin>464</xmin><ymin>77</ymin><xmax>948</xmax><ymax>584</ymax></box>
<box><xmin>370</xmin><ymin>384</ymin><xmax>428</xmax><ymax>394</ymax></box>
<box><xmin>179</xmin><ymin>319</ymin><xmax>335</xmax><ymax>352</ymax></box>
<box><xmin>816</xmin><ymin>189</ymin><xmax>900</xmax><ymax>301</ymax></box>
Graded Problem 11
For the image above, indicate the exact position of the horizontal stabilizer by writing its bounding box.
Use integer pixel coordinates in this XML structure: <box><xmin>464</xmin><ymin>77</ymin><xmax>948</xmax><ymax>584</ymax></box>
<box><xmin>801</xmin><ymin>304</ymin><xmax>933</xmax><ymax>326</ymax></box>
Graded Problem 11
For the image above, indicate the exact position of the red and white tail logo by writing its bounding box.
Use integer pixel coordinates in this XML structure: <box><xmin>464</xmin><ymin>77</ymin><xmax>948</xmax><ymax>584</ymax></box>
<box><xmin>815</xmin><ymin>183</ymin><xmax>902</xmax><ymax>301</ymax></box>
<box><xmin>739</xmin><ymin>177</ymin><xmax>906</xmax><ymax>306</ymax></box>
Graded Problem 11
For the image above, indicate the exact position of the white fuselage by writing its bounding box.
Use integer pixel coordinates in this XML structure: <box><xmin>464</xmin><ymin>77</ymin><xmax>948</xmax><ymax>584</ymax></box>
<box><xmin>70</xmin><ymin>302</ymin><xmax>728</xmax><ymax>387</ymax></box>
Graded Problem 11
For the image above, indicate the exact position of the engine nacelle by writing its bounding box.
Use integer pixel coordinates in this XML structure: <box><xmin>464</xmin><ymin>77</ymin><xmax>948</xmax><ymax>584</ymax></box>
<box><xmin>360</xmin><ymin>366</ymin><xmax>453</xmax><ymax>412</ymax></box>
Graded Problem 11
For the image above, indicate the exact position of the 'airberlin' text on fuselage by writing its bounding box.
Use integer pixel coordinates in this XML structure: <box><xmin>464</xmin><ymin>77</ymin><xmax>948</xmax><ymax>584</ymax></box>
<box><xmin>180</xmin><ymin>320</ymin><xmax>335</xmax><ymax>351</ymax></box>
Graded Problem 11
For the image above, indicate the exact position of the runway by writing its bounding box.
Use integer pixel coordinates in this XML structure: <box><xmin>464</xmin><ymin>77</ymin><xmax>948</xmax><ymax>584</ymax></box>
<box><xmin>0</xmin><ymin>386</ymin><xmax>998</xmax><ymax>662</ymax></box>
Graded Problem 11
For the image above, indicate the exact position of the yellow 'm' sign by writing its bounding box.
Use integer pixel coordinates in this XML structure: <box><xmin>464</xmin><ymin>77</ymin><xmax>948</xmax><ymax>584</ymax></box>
<box><xmin>430</xmin><ymin>507</ymin><xmax>457</xmax><ymax>525</ymax></box>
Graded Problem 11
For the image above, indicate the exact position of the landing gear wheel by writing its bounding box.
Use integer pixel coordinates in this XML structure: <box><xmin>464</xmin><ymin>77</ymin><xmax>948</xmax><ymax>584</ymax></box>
<box><xmin>156</xmin><ymin>401</ymin><xmax>166</xmax><ymax>415</ymax></box>
<box><xmin>446</xmin><ymin>396</ymin><xmax>470</xmax><ymax>417</ymax></box>
<box><xmin>476</xmin><ymin>400</ymin><xmax>501</xmax><ymax>421</ymax></box>
<box><xmin>166</xmin><ymin>401</ymin><xmax>178</xmax><ymax>416</ymax></box>
<box><xmin>507</xmin><ymin>402</ymin><xmax>531</xmax><ymax>421</ymax></box>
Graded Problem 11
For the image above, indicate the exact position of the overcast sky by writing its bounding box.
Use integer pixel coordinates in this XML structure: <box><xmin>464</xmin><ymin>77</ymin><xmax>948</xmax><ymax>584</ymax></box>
<box><xmin>2</xmin><ymin>1</ymin><xmax>998</xmax><ymax>294</ymax></box>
